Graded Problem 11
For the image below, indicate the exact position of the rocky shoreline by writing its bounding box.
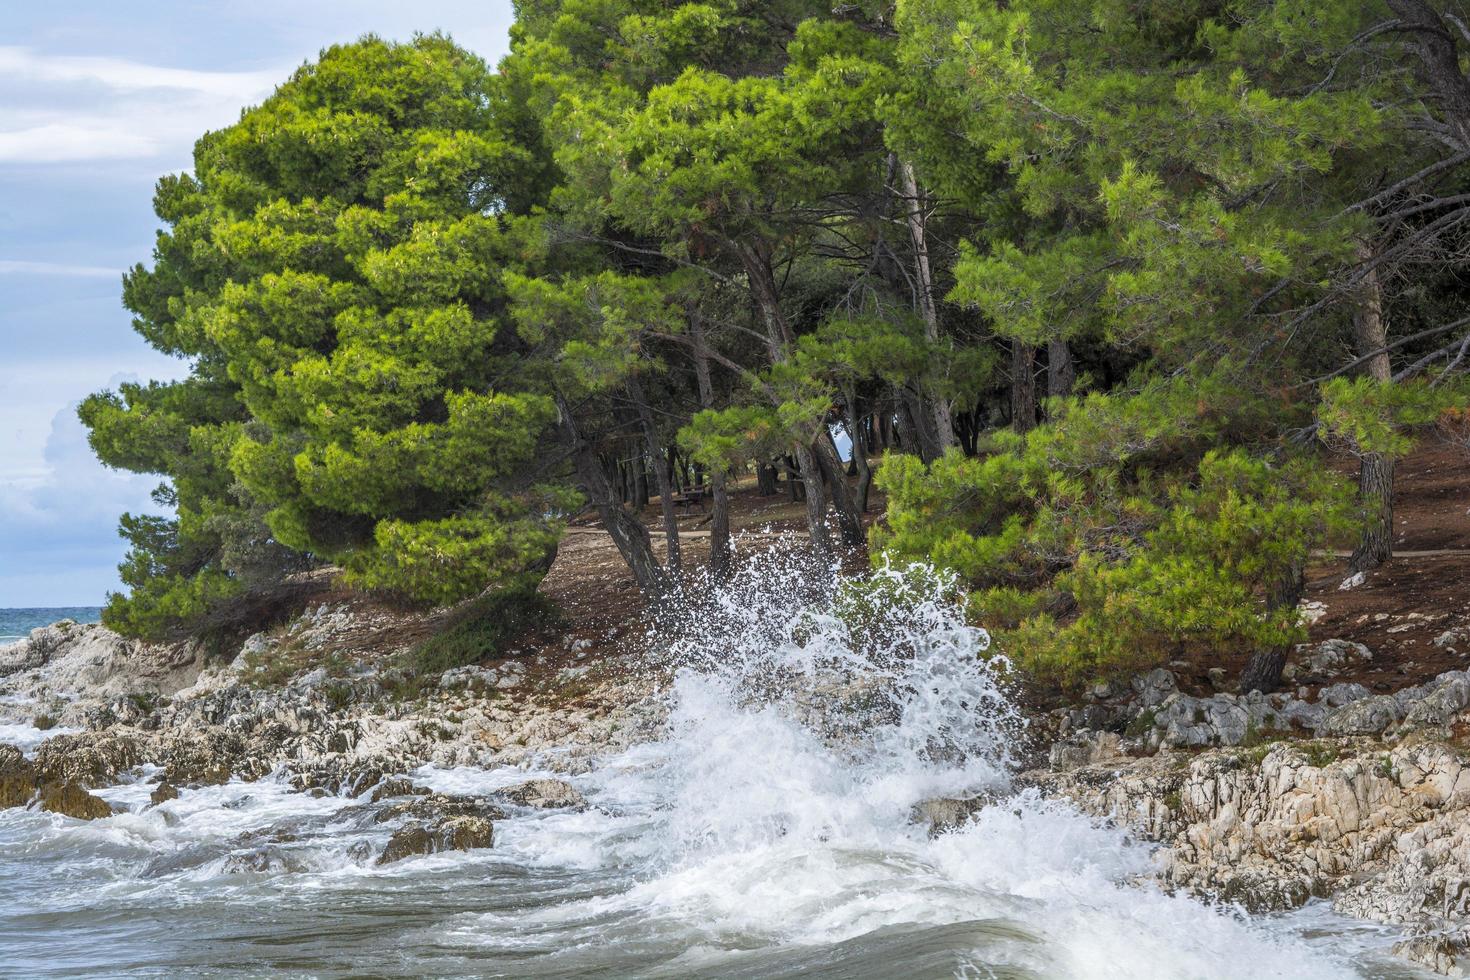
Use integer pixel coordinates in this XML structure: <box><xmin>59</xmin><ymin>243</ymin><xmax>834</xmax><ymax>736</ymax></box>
<box><xmin>7</xmin><ymin>606</ymin><xmax>1470</xmax><ymax>974</ymax></box>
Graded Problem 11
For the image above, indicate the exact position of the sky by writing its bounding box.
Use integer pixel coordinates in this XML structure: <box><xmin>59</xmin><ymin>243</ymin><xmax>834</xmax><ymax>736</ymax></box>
<box><xmin>0</xmin><ymin>1</ymin><xmax>516</xmax><ymax>607</ymax></box>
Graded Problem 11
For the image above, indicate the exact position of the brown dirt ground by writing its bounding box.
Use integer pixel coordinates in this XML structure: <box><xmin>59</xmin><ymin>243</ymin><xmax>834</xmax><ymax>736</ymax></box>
<box><xmin>1174</xmin><ymin>442</ymin><xmax>1470</xmax><ymax>698</ymax></box>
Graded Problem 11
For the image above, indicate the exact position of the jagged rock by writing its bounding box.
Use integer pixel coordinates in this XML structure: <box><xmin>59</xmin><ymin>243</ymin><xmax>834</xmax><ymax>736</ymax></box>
<box><xmin>1131</xmin><ymin>668</ymin><xmax>1177</xmax><ymax>709</ymax></box>
<box><xmin>370</xmin><ymin>778</ymin><xmax>429</xmax><ymax>803</ymax></box>
<box><xmin>910</xmin><ymin>795</ymin><xmax>990</xmax><ymax>835</ymax></box>
<box><xmin>37</xmin><ymin>781</ymin><xmax>113</xmax><ymax>820</ymax></box>
<box><xmin>1400</xmin><ymin>672</ymin><xmax>1470</xmax><ymax>730</ymax></box>
<box><xmin>1155</xmin><ymin>693</ymin><xmax>1250</xmax><ymax>747</ymax></box>
<box><xmin>32</xmin><ymin>732</ymin><xmax>142</xmax><ymax>788</ymax></box>
<box><xmin>1394</xmin><ymin>926</ymin><xmax>1470</xmax><ymax>977</ymax></box>
<box><xmin>1048</xmin><ymin>729</ymin><xmax>1124</xmax><ymax>771</ymax></box>
<box><xmin>377</xmin><ymin>793</ymin><xmax>505</xmax><ymax>825</ymax></box>
<box><xmin>0</xmin><ymin>744</ymin><xmax>36</xmax><ymax>808</ymax></box>
<box><xmin>1318</xmin><ymin>695</ymin><xmax>1402</xmax><ymax>736</ymax></box>
<box><xmin>150</xmin><ymin>782</ymin><xmax>179</xmax><ymax>805</ymax></box>
<box><xmin>1318</xmin><ymin>682</ymin><xmax>1373</xmax><ymax>708</ymax></box>
<box><xmin>378</xmin><ymin>816</ymin><xmax>493</xmax><ymax>864</ymax></box>
<box><xmin>494</xmin><ymin>779</ymin><xmax>586</xmax><ymax>810</ymax></box>
<box><xmin>1297</xmin><ymin>639</ymin><xmax>1373</xmax><ymax>678</ymax></box>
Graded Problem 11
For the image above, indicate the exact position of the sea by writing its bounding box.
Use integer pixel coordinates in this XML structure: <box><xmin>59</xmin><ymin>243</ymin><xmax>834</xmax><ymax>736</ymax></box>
<box><xmin>0</xmin><ymin>607</ymin><xmax>102</xmax><ymax>645</ymax></box>
<box><xmin>0</xmin><ymin>570</ymin><xmax>1430</xmax><ymax>978</ymax></box>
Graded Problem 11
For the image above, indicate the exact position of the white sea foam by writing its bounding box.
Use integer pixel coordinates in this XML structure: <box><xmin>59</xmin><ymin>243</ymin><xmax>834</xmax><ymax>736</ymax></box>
<box><xmin>0</xmin><ymin>559</ymin><xmax>1423</xmax><ymax>977</ymax></box>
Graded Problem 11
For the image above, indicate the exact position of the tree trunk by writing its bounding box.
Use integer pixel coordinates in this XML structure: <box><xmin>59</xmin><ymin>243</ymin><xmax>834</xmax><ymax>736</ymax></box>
<box><xmin>1350</xmin><ymin>455</ymin><xmax>1395</xmax><ymax>574</ymax></box>
<box><xmin>627</xmin><ymin>377</ymin><xmax>680</xmax><ymax>573</ymax></box>
<box><xmin>757</xmin><ymin>462</ymin><xmax>778</xmax><ymax>496</ymax></box>
<box><xmin>1387</xmin><ymin>0</ymin><xmax>1470</xmax><ymax>149</ymax></box>
<box><xmin>898</xmin><ymin>157</ymin><xmax>956</xmax><ymax>455</ymax></box>
<box><xmin>845</xmin><ymin>390</ymin><xmax>873</xmax><ymax>513</ymax></box>
<box><xmin>1047</xmin><ymin>337</ymin><xmax>1076</xmax><ymax>401</ymax></box>
<box><xmin>793</xmin><ymin>443</ymin><xmax>833</xmax><ymax>560</ymax></box>
<box><xmin>785</xmin><ymin>456</ymin><xmax>804</xmax><ymax>502</ymax></box>
<box><xmin>633</xmin><ymin>457</ymin><xmax>649</xmax><ymax>508</ymax></box>
<box><xmin>1240</xmin><ymin>561</ymin><xmax>1306</xmax><ymax>694</ymax></box>
<box><xmin>563</xmin><ymin>413</ymin><xmax>671</xmax><ymax>599</ymax></box>
<box><xmin>1350</xmin><ymin>239</ymin><xmax>1394</xmax><ymax>574</ymax></box>
<box><xmin>815</xmin><ymin>431</ymin><xmax>865</xmax><ymax>547</ymax></box>
<box><xmin>1011</xmin><ymin>340</ymin><xmax>1038</xmax><ymax>434</ymax></box>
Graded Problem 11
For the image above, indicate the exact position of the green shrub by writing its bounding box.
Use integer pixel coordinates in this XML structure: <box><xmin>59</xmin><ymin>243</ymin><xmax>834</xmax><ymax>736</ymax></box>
<box><xmin>406</xmin><ymin>588</ymin><xmax>561</xmax><ymax>677</ymax></box>
<box><xmin>875</xmin><ymin>378</ymin><xmax>1353</xmax><ymax>684</ymax></box>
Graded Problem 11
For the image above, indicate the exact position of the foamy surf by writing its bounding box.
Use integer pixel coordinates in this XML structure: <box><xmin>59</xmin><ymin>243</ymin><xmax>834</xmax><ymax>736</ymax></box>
<box><xmin>0</xmin><ymin>560</ymin><xmax>1431</xmax><ymax>977</ymax></box>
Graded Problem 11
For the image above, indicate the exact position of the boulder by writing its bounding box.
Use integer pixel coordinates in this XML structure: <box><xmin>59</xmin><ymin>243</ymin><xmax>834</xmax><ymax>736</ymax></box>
<box><xmin>150</xmin><ymin>782</ymin><xmax>180</xmax><ymax>805</ymax></box>
<box><xmin>37</xmin><ymin>781</ymin><xmax>113</xmax><ymax>820</ymax></box>
<box><xmin>1297</xmin><ymin>638</ymin><xmax>1373</xmax><ymax>678</ymax></box>
<box><xmin>1048</xmin><ymin>729</ymin><xmax>1124</xmax><ymax>772</ymax></box>
<box><xmin>1155</xmin><ymin>694</ymin><xmax>1250</xmax><ymax>747</ymax></box>
<box><xmin>378</xmin><ymin>816</ymin><xmax>493</xmax><ymax>865</ymax></box>
<box><xmin>494</xmin><ymin>778</ymin><xmax>586</xmax><ymax>810</ymax></box>
<box><xmin>1317</xmin><ymin>695</ymin><xmax>1402</xmax><ymax>736</ymax></box>
<box><xmin>0</xmin><ymin>744</ymin><xmax>36</xmax><ymax>808</ymax></box>
<box><xmin>910</xmin><ymin>796</ymin><xmax>990</xmax><ymax>835</ymax></box>
<box><xmin>32</xmin><ymin>732</ymin><xmax>141</xmax><ymax>788</ymax></box>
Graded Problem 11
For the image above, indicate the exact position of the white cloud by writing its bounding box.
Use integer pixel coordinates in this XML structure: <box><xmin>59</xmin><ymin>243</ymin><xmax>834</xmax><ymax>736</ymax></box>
<box><xmin>0</xmin><ymin>46</ymin><xmax>283</xmax><ymax>168</ymax></box>
<box><xmin>0</xmin><ymin>121</ymin><xmax>159</xmax><ymax>162</ymax></box>
<box><xmin>0</xmin><ymin>259</ymin><xmax>121</xmax><ymax>277</ymax></box>
<box><xmin>0</xmin><ymin>46</ymin><xmax>282</xmax><ymax>97</ymax></box>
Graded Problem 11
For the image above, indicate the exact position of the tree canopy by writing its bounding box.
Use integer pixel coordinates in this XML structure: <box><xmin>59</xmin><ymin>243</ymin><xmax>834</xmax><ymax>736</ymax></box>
<box><xmin>87</xmin><ymin>4</ymin><xmax>1470</xmax><ymax>691</ymax></box>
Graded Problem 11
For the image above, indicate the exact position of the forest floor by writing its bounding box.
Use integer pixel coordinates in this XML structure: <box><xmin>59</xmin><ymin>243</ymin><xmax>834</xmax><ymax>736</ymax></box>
<box><xmin>256</xmin><ymin>443</ymin><xmax>1469</xmax><ymax>712</ymax></box>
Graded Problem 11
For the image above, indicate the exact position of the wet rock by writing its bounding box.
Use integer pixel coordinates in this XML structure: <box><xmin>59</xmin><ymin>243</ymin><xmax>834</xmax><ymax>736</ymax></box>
<box><xmin>37</xmin><ymin>781</ymin><xmax>113</xmax><ymax>820</ymax></box>
<box><xmin>378</xmin><ymin>816</ymin><xmax>493</xmax><ymax>864</ymax></box>
<box><xmin>32</xmin><ymin>732</ymin><xmax>142</xmax><ymax>788</ymax></box>
<box><xmin>1317</xmin><ymin>695</ymin><xmax>1402</xmax><ymax>736</ymax></box>
<box><xmin>376</xmin><ymin>793</ymin><xmax>504</xmax><ymax>825</ymax></box>
<box><xmin>910</xmin><ymin>795</ymin><xmax>990</xmax><ymax>835</ymax></box>
<box><xmin>370</xmin><ymin>778</ymin><xmax>429</xmax><ymax>803</ymax></box>
<box><xmin>0</xmin><ymin>744</ymin><xmax>36</xmax><ymax>808</ymax></box>
<box><xmin>1393</xmin><ymin>926</ymin><xmax>1470</xmax><ymax>977</ymax></box>
<box><xmin>494</xmin><ymin>779</ymin><xmax>586</xmax><ymax>810</ymax></box>
<box><xmin>150</xmin><ymin>782</ymin><xmax>179</xmax><ymax>805</ymax></box>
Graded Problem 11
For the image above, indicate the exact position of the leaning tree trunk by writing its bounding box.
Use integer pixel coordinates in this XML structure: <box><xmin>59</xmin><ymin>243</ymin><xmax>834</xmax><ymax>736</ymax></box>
<box><xmin>1240</xmin><ymin>561</ymin><xmax>1307</xmax><ymax>694</ymax></box>
<box><xmin>898</xmin><ymin>157</ymin><xmax>956</xmax><ymax>455</ymax></box>
<box><xmin>563</xmin><ymin>411</ymin><xmax>672</xmax><ymax>600</ymax></box>
<box><xmin>1010</xmin><ymin>340</ymin><xmax>1038</xmax><ymax>434</ymax></box>
<box><xmin>814</xmin><ymin>432</ymin><xmax>866</xmax><ymax>548</ymax></box>
<box><xmin>1350</xmin><ymin>239</ymin><xmax>1394</xmax><ymax>574</ymax></box>
<box><xmin>793</xmin><ymin>443</ymin><xmax>833</xmax><ymax>560</ymax></box>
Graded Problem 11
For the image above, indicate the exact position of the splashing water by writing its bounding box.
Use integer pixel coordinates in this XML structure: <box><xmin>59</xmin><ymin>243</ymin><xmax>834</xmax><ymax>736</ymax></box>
<box><xmin>0</xmin><ymin>558</ymin><xmax>1428</xmax><ymax>977</ymax></box>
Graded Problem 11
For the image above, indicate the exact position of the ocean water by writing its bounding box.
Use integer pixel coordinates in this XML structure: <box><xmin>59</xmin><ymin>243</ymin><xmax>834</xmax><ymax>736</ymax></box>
<box><xmin>0</xmin><ymin>566</ymin><xmax>1429</xmax><ymax>978</ymax></box>
<box><xmin>0</xmin><ymin>607</ymin><xmax>102</xmax><ymax>644</ymax></box>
